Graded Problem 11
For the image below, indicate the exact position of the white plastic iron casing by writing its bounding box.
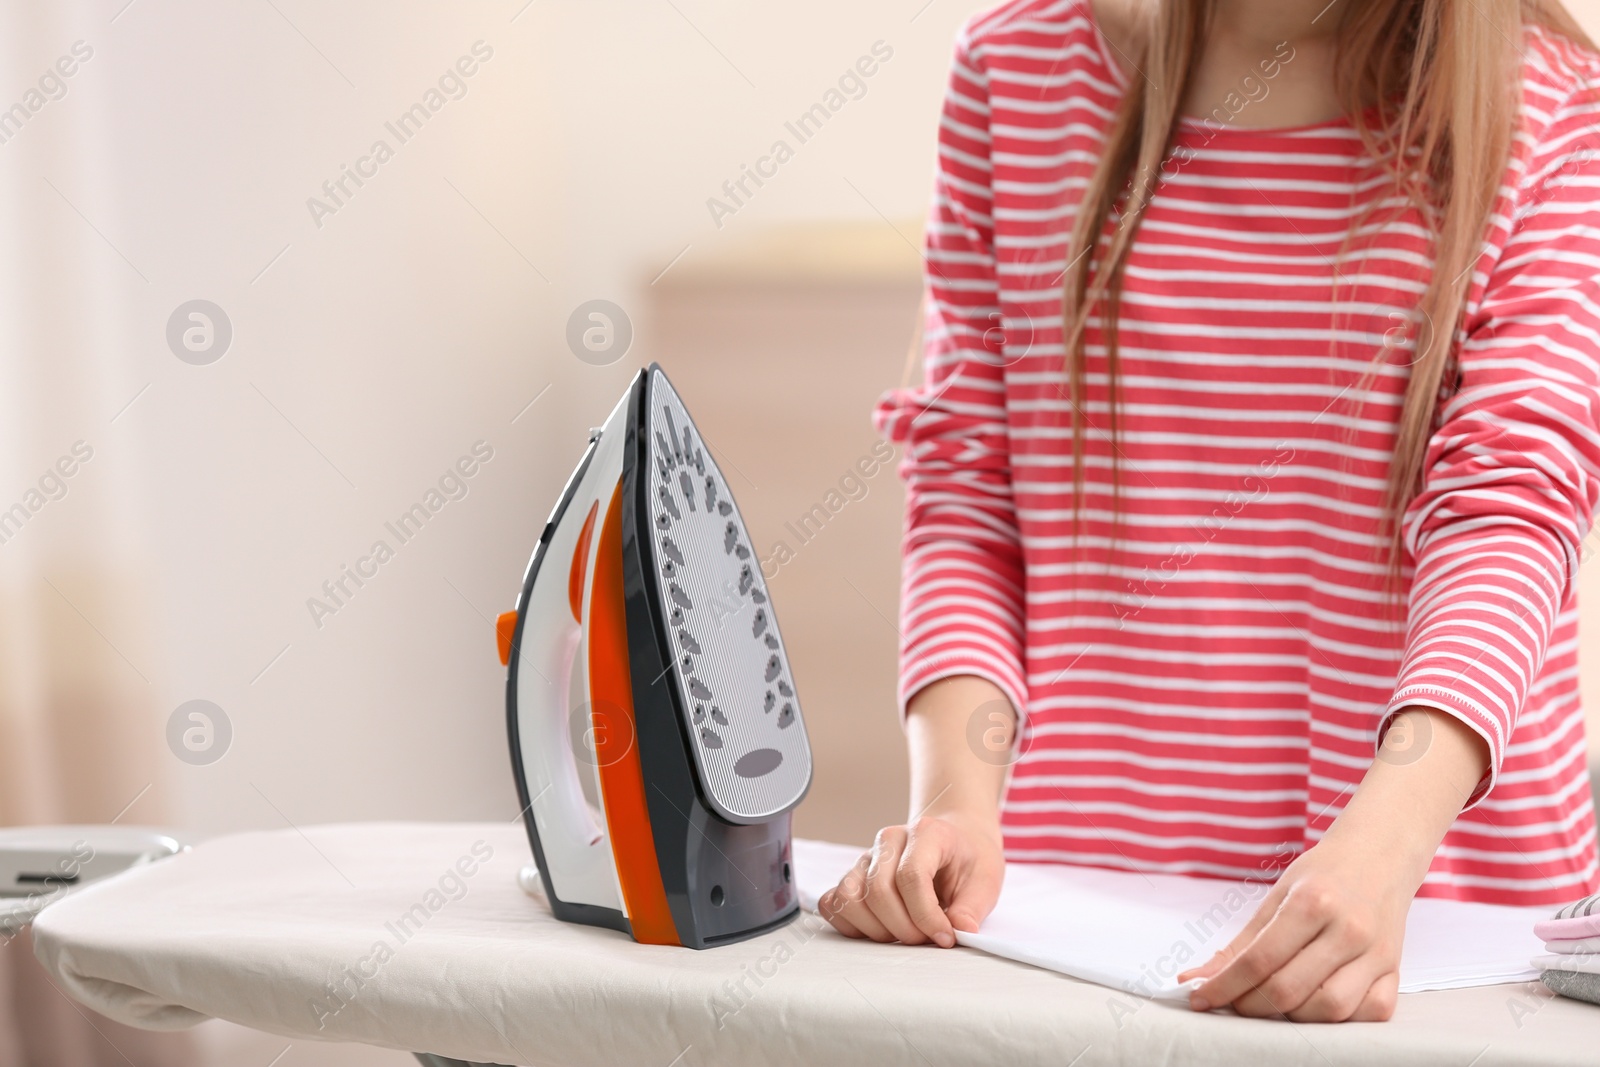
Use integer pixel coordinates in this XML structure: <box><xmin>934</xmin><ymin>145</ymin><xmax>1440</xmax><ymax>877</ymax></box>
<box><xmin>511</xmin><ymin>387</ymin><xmax>631</xmax><ymax>913</ymax></box>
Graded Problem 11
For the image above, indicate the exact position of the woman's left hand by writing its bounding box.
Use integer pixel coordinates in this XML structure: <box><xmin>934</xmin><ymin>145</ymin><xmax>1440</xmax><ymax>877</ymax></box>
<box><xmin>1176</xmin><ymin>833</ymin><xmax>1408</xmax><ymax>1022</ymax></box>
<box><xmin>1176</xmin><ymin>708</ymin><xmax>1490</xmax><ymax>1023</ymax></box>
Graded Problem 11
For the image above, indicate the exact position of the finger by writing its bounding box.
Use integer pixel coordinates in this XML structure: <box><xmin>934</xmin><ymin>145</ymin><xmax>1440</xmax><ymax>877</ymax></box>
<box><xmin>1231</xmin><ymin>931</ymin><xmax>1366</xmax><ymax>1018</ymax></box>
<box><xmin>827</xmin><ymin>909</ymin><xmax>867</xmax><ymax>940</ymax></box>
<box><xmin>895</xmin><ymin>821</ymin><xmax>958</xmax><ymax>947</ymax></box>
<box><xmin>942</xmin><ymin>842</ymin><xmax>1002</xmax><ymax>935</ymax></box>
<box><xmin>1177</xmin><ymin>950</ymin><xmax>1229</xmax><ymax>984</ymax></box>
<box><xmin>1192</xmin><ymin>885</ymin><xmax>1332</xmax><ymax>1011</ymax></box>
<box><xmin>833</xmin><ymin>858</ymin><xmax>895</xmax><ymax>943</ymax></box>
<box><xmin>1350</xmin><ymin>971</ymin><xmax>1400</xmax><ymax>1022</ymax></box>
<box><xmin>835</xmin><ymin>891</ymin><xmax>895</xmax><ymax>942</ymax></box>
<box><xmin>863</xmin><ymin>828</ymin><xmax>930</xmax><ymax>945</ymax></box>
<box><xmin>1290</xmin><ymin>963</ymin><xmax>1398</xmax><ymax>1024</ymax></box>
<box><xmin>1181</xmin><ymin>884</ymin><xmax>1283</xmax><ymax>987</ymax></box>
<box><xmin>816</xmin><ymin>883</ymin><xmax>843</xmax><ymax>921</ymax></box>
<box><xmin>816</xmin><ymin>854</ymin><xmax>869</xmax><ymax>920</ymax></box>
<box><xmin>1208</xmin><ymin>882</ymin><xmax>1286</xmax><ymax>967</ymax></box>
<box><xmin>833</xmin><ymin>854</ymin><xmax>871</xmax><ymax>905</ymax></box>
<box><xmin>817</xmin><ymin>889</ymin><xmax>864</xmax><ymax>938</ymax></box>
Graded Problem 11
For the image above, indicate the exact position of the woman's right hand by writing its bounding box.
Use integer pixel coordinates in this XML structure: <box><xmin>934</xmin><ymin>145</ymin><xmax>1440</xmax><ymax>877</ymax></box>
<box><xmin>817</xmin><ymin>674</ymin><xmax>1016</xmax><ymax>947</ymax></box>
<box><xmin>817</xmin><ymin>807</ymin><xmax>1006</xmax><ymax>948</ymax></box>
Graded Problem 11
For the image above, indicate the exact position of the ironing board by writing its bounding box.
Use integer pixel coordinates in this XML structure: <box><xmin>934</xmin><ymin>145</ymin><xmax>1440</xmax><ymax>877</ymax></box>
<box><xmin>29</xmin><ymin>823</ymin><xmax>1599</xmax><ymax>1066</ymax></box>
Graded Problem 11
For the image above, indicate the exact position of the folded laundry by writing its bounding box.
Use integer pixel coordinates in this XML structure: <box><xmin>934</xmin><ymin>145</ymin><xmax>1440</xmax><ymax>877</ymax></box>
<box><xmin>1541</xmin><ymin>969</ymin><xmax>1600</xmax><ymax>1007</ymax></box>
<box><xmin>1532</xmin><ymin>953</ymin><xmax>1600</xmax><ymax>976</ymax></box>
<box><xmin>1532</xmin><ymin>891</ymin><xmax>1600</xmax><ymax>942</ymax></box>
<box><xmin>1533</xmin><ymin>892</ymin><xmax>1600</xmax><ymax>1007</ymax></box>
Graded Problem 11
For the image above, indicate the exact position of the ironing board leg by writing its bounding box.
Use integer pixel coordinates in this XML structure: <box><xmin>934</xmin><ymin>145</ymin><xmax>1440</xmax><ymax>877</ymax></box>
<box><xmin>412</xmin><ymin>1054</ymin><xmax>513</xmax><ymax>1067</ymax></box>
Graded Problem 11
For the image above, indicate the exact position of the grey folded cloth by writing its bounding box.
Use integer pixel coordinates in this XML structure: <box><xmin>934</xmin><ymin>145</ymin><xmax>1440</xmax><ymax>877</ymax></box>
<box><xmin>1541</xmin><ymin>968</ymin><xmax>1600</xmax><ymax>1006</ymax></box>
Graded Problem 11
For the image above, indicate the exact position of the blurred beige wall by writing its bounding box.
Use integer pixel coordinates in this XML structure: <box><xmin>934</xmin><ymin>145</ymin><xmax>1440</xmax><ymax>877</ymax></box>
<box><xmin>0</xmin><ymin>0</ymin><xmax>995</xmax><ymax>850</ymax></box>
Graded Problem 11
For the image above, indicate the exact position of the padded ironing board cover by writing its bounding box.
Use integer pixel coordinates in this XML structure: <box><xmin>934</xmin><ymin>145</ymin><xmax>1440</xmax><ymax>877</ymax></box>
<box><xmin>29</xmin><ymin>824</ymin><xmax>1600</xmax><ymax>1066</ymax></box>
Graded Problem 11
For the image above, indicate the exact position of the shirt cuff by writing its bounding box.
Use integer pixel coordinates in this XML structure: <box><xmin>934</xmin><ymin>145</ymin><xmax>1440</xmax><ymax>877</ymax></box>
<box><xmin>1377</xmin><ymin>689</ymin><xmax>1500</xmax><ymax>809</ymax></box>
<box><xmin>899</xmin><ymin>644</ymin><xmax>1029</xmax><ymax>743</ymax></box>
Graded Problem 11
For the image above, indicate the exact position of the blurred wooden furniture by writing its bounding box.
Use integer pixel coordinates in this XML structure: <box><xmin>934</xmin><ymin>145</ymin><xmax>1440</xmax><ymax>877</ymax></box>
<box><xmin>645</xmin><ymin>222</ymin><xmax>924</xmax><ymax>846</ymax></box>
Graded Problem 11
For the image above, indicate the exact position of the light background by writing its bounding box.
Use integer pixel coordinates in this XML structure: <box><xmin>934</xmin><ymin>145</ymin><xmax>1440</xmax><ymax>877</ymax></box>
<box><xmin>1</xmin><ymin>2</ymin><xmax>1598</xmax><ymax>1064</ymax></box>
<box><xmin>0</xmin><ymin>0</ymin><xmax>981</xmax><ymax>836</ymax></box>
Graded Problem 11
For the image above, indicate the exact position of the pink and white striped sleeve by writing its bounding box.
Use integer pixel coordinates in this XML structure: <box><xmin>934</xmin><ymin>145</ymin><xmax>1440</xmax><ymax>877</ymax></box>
<box><xmin>873</xmin><ymin>24</ymin><xmax>1028</xmax><ymax>724</ymax></box>
<box><xmin>1384</xmin><ymin>82</ymin><xmax>1600</xmax><ymax>805</ymax></box>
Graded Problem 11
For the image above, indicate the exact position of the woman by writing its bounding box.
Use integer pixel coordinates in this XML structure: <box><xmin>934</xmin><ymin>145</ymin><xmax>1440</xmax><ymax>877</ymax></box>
<box><xmin>819</xmin><ymin>0</ymin><xmax>1600</xmax><ymax>1023</ymax></box>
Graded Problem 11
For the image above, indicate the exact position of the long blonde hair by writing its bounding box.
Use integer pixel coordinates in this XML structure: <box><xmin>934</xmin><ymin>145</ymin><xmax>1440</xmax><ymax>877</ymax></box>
<box><xmin>1062</xmin><ymin>0</ymin><xmax>1593</xmax><ymax>569</ymax></box>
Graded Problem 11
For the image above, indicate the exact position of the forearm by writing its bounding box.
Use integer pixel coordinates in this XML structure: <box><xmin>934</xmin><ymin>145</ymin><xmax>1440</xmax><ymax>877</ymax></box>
<box><xmin>905</xmin><ymin>675</ymin><xmax>1014</xmax><ymax>827</ymax></box>
<box><xmin>1321</xmin><ymin>707</ymin><xmax>1493</xmax><ymax>884</ymax></box>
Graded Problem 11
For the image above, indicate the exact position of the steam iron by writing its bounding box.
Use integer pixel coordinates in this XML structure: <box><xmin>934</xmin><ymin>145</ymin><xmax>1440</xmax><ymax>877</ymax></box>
<box><xmin>497</xmin><ymin>364</ymin><xmax>812</xmax><ymax>948</ymax></box>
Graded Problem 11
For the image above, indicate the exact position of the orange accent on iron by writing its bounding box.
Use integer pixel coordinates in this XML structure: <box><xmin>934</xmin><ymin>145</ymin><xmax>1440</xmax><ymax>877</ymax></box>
<box><xmin>496</xmin><ymin>611</ymin><xmax>518</xmax><ymax>667</ymax></box>
<box><xmin>568</xmin><ymin>500</ymin><xmax>600</xmax><ymax>622</ymax></box>
<box><xmin>588</xmin><ymin>479</ymin><xmax>680</xmax><ymax>947</ymax></box>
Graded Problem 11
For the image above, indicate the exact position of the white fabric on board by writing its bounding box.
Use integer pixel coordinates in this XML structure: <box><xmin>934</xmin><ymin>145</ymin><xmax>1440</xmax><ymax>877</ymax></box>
<box><xmin>792</xmin><ymin>841</ymin><xmax>1550</xmax><ymax>997</ymax></box>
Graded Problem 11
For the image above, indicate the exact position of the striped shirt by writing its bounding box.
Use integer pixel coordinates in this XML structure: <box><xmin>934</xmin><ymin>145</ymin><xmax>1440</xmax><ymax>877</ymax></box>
<box><xmin>875</xmin><ymin>0</ymin><xmax>1600</xmax><ymax>905</ymax></box>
